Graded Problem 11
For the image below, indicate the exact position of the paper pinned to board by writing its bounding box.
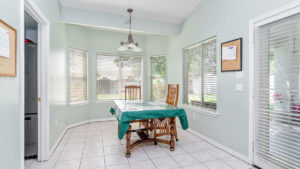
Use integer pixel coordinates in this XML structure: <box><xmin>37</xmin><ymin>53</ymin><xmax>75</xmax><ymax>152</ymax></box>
<box><xmin>222</xmin><ymin>45</ymin><xmax>236</xmax><ymax>60</ymax></box>
<box><xmin>0</xmin><ymin>26</ymin><xmax>10</xmax><ymax>58</ymax></box>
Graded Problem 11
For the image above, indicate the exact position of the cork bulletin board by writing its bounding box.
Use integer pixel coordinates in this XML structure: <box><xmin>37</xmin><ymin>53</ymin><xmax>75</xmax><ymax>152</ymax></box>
<box><xmin>221</xmin><ymin>38</ymin><xmax>242</xmax><ymax>72</ymax></box>
<box><xmin>0</xmin><ymin>19</ymin><xmax>17</xmax><ymax>77</ymax></box>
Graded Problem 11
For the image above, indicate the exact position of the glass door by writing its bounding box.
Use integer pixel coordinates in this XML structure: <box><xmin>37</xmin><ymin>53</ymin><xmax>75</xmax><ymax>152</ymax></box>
<box><xmin>254</xmin><ymin>13</ymin><xmax>300</xmax><ymax>169</ymax></box>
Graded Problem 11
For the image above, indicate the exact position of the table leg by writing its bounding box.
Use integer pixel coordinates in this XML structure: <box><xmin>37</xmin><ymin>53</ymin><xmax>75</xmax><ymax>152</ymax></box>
<box><xmin>126</xmin><ymin>125</ymin><xmax>131</xmax><ymax>158</ymax></box>
<box><xmin>169</xmin><ymin>117</ymin><xmax>175</xmax><ymax>151</ymax></box>
<box><xmin>145</xmin><ymin>120</ymin><xmax>149</xmax><ymax>136</ymax></box>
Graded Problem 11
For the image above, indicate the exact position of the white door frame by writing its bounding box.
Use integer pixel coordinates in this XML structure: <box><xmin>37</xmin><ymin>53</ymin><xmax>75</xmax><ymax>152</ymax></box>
<box><xmin>24</xmin><ymin>0</ymin><xmax>50</xmax><ymax>162</ymax></box>
<box><xmin>248</xmin><ymin>1</ymin><xmax>300</xmax><ymax>168</ymax></box>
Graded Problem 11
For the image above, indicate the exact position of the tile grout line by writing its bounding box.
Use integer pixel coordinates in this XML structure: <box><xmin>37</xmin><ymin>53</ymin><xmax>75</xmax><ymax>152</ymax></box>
<box><xmin>29</xmin><ymin>121</ymin><xmax>250</xmax><ymax>169</ymax></box>
<box><xmin>164</xmin><ymin>146</ymin><xmax>183</xmax><ymax>169</ymax></box>
<box><xmin>101</xmin><ymin>123</ymin><xmax>107</xmax><ymax>169</ymax></box>
<box><xmin>167</xmin><ymin>148</ymin><xmax>200</xmax><ymax>168</ymax></box>
<box><xmin>78</xmin><ymin>126</ymin><xmax>88</xmax><ymax>169</ymax></box>
<box><xmin>142</xmin><ymin>144</ymin><xmax>159</xmax><ymax>169</ymax></box>
<box><xmin>159</xmin><ymin>139</ymin><xmax>188</xmax><ymax>168</ymax></box>
<box><xmin>52</xmin><ymin>129</ymin><xmax>72</xmax><ymax>169</ymax></box>
<box><xmin>221</xmin><ymin>160</ymin><xmax>235</xmax><ymax>169</ymax></box>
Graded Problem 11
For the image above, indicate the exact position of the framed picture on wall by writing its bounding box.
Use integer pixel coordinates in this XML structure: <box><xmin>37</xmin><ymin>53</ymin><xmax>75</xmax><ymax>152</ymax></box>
<box><xmin>0</xmin><ymin>19</ymin><xmax>17</xmax><ymax>77</ymax></box>
<box><xmin>221</xmin><ymin>38</ymin><xmax>242</xmax><ymax>72</ymax></box>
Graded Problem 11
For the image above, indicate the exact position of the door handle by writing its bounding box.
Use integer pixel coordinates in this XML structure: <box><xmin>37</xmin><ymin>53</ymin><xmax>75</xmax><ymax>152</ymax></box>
<box><xmin>25</xmin><ymin>117</ymin><xmax>31</xmax><ymax>120</ymax></box>
<box><xmin>37</xmin><ymin>97</ymin><xmax>41</xmax><ymax>102</ymax></box>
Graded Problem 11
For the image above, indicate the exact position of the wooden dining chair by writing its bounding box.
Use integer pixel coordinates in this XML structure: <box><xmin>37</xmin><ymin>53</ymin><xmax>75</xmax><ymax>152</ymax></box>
<box><xmin>166</xmin><ymin>84</ymin><xmax>179</xmax><ymax>107</ymax></box>
<box><xmin>153</xmin><ymin>84</ymin><xmax>179</xmax><ymax>143</ymax></box>
<box><xmin>125</xmin><ymin>85</ymin><xmax>145</xmax><ymax>128</ymax></box>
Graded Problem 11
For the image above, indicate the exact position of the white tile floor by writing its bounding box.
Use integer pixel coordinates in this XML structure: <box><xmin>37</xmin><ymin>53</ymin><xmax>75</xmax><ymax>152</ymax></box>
<box><xmin>25</xmin><ymin>121</ymin><xmax>255</xmax><ymax>169</ymax></box>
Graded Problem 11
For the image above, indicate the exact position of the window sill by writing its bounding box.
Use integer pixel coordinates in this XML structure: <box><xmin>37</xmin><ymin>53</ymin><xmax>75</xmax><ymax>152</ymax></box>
<box><xmin>70</xmin><ymin>101</ymin><xmax>89</xmax><ymax>106</ymax></box>
<box><xmin>181</xmin><ymin>104</ymin><xmax>220</xmax><ymax>117</ymax></box>
<box><xmin>94</xmin><ymin>100</ymin><xmax>115</xmax><ymax>104</ymax></box>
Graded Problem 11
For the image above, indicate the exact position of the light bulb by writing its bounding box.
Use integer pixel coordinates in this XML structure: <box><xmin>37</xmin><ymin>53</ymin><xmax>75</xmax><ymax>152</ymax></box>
<box><xmin>128</xmin><ymin>43</ymin><xmax>136</xmax><ymax>49</ymax></box>
<box><xmin>133</xmin><ymin>46</ymin><xmax>142</xmax><ymax>52</ymax></box>
<box><xmin>118</xmin><ymin>45</ymin><xmax>128</xmax><ymax>51</ymax></box>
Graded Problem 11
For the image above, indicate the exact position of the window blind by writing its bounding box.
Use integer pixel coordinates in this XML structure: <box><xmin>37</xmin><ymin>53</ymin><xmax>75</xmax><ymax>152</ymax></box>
<box><xmin>96</xmin><ymin>54</ymin><xmax>142</xmax><ymax>100</ymax></box>
<box><xmin>69</xmin><ymin>49</ymin><xmax>87</xmax><ymax>103</ymax></box>
<box><xmin>183</xmin><ymin>37</ymin><xmax>217</xmax><ymax>110</ymax></box>
<box><xmin>255</xmin><ymin>13</ymin><xmax>300</xmax><ymax>169</ymax></box>
<box><xmin>151</xmin><ymin>56</ymin><xmax>166</xmax><ymax>100</ymax></box>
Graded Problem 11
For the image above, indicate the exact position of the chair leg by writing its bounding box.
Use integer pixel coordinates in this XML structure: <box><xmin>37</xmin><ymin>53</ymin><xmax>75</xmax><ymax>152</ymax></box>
<box><xmin>169</xmin><ymin>117</ymin><xmax>175</xmax><ymax>151</ymax></box>
<box><xmin>153</xmin><ymin>121</ymin><xmax>157</xmax><ymax>145</ymax></box>
<box><xmin>145</xmin><ymin>120</ymin><xmax>149</xmax><ymax>136</ymax></box>
<box><xmin>174</xmin><ymin>120</ymin><xmax>178</xmax><ymax>141</ymax></box>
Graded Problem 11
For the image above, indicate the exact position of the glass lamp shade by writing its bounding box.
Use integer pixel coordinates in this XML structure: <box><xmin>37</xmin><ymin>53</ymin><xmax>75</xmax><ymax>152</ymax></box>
<box><xmin>128</xmin><ymin>43</ymin><xmax>136</xmax><ymax>49</ymax></box>
<box><xmin>118</xmin><ymin>45</ymin><xmax>128</xmax><ymax>52</ymax></box>
<box><xmin>133</xmin><ymin>46</ymin><xmax>142</xmax><ymax>52</ymax></box>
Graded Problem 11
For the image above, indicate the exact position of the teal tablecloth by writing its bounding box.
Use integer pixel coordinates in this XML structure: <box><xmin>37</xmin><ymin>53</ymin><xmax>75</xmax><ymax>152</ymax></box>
<box><xmin>110</xmin><ymin>100</ymin><xmax>189</xmax><ymax>139</ymax></box>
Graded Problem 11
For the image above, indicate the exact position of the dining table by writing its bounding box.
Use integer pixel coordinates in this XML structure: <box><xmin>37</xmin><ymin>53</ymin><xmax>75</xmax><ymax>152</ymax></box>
<box><xmin>110</xmin><ymin>99</ymin><xmax>189</xmax><ymax>157</ymax></box>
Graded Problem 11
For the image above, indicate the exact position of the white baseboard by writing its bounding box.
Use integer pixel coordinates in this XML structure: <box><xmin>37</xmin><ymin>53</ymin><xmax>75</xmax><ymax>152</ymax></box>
<box><xmin>49</xmin><ymin>117</ymin><xmax>115</xmax><ymax>156</ymax></box>
<box><xmin>88</xmin><ymin>117</ymin><xmax>116</xmax><ymax>123</ymax></box>
<box><xmin>67</xmin><ymin>117</ymin><xmax>116</xmax><ymax>128</ymax></box>
<box><xmin>49</xmin><ymin>127</ymin><xmax>67</xmax><ymax>156</ymax></box>
<box><xmin>187</xmin><ymin>128</ymin><xmax>251</xmax><ymax>164</ymax></box>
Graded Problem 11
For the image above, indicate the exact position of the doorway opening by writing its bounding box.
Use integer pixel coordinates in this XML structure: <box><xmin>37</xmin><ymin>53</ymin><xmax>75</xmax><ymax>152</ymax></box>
<box><xmin>24</xmin><ymin>11</ymin><xmax>38</xmax><ymax>160</ymax></box>
<box><xmin>24</xmin><ymin>0</ymin><xmax>50</xmax><ymax>162</ymax></box>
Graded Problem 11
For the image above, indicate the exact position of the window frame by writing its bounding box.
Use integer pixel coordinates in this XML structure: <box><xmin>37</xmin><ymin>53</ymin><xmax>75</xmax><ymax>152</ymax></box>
<box><xmin>69</xmin><ymin>48</ymin><xmax>88</xmax><ymax>105</ymax></box>
<box><xmin>150</xmin><ymin>55</ymin><xmax>167</xmax><ymax>101</ymax></box>
<box><xmin>96</xmin><ymin>53</ymin><xmax>143</xmax><ymax>101</ymax></box>
<box><xmin>182</xmin><ymin>37</ymin><xmax>218</xmax><ymax>114</ymax></box>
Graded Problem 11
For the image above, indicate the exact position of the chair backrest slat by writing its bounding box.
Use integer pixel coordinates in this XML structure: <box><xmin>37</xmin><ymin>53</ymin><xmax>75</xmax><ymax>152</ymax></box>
<box><xmin>125</xmin><ymin>85</ymin><xmax>141</xmax><ymax>100</ymax></box>
<box><xmin>166</xmin><ymin>84</ymin><xmax>179</xmax><ymax>107</ymax></box>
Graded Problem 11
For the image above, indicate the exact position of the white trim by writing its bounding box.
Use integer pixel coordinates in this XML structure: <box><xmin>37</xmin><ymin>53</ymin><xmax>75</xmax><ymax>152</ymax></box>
<box><xmin>25</xmin><ymin>0</ymin><xmax>50</xmax><ymax>162</ymax></box>
<box><xmin>181</xmin><ymin>104</ymin><xmax>219</xmax><ymax>117</ymax></box>
<box><xmin>251</xmin><ymin>1</ymin><xmax>300</xmax><ymax>27</ymax></box>
<box><xmin>69</xmin><ymin>101</ymin><xmax>89</xmax><ymax>106</ymax></box>
<box><xmin>149</xmin><ymin>54</ymin><xmax>166</xmax><ymax>58</ymax></box>
<box><xmin>94</xmin><ymin>100</ymin><xmax>115</xmax><ymax>103</ymax></box>
<box><xmin>88</xmin><ymin>117</ymin><xmax>116</xmax><ymax>123</ymax></box>
<box><xmin>20</xmin><ymin>0</ymin><xmax>25</xmax><ymax>168</ymax></box>
<box><xmin>248</xmin><ymin>1</ymin><xmax>300</xmax><ymax>168</ymax></box>
<box><xmin>187</xmin><ymin>129</ymin><xmax>251</xmax><ymax>164</ymax></box>
<box><xmin>50</xmin><ymin>117</ymin><xmax>116</xmax><ymax>156</ymax></box>
<box><xmin>67</xmin><ymin>117</ymin><xmax>116</xmax><ymax>128</ymax></box>
<box><xmin>248</xmin><ymin>19</ymin><xmax>255</xmax><ymax>166</ymax></box>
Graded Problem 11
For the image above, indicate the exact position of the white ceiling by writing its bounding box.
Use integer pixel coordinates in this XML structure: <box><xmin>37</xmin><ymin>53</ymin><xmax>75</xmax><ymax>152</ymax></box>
<box><xmin>59</xmin><ymin>0</ymin><xmax>203</xmax><ymax>24</ymax></box>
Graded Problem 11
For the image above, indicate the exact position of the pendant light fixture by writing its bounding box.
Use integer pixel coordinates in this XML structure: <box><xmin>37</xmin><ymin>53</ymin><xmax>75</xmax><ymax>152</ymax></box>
<box><xmin>118</xmin><ymin>8</ymin><xmax>142</xmax><ymax>52</ymax></box>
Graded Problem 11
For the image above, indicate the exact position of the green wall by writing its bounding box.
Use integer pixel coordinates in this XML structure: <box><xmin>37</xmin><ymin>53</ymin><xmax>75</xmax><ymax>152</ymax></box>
<box><xmin>0</xmin><ymin>0</ymin><xmax>22</xmax><ymax>168</ymax></box>
<box><xmin>167</xmin><ymin>0</ymin><xmax>295</xmax><ymax>158</ymax></box>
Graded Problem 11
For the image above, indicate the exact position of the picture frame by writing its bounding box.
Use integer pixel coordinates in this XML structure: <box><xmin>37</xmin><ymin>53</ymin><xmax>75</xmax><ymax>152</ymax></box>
<box><xmin>221</xmin><ymin>38</ymin><xmax>242</xmax><ymax>72</ymax></box>
<box><xmin>0</xmin><ymin>19</ymin><xmax>17</xmax><ymax>77</ymax></box>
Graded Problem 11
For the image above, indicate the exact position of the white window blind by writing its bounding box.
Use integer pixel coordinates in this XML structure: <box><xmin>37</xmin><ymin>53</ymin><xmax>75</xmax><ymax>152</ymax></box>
<box><xmin>69</xmin><ymin>49</ymin><xmax>87</xmax><ymax>103</ymax></box>
<box><xmin>183</xmin><ymin>37</ymin><xmax>217</xmax><ymax>110</ymax></box>
<box><xmin>96</xmin><ymin>54</ymin><xmax>142</xmax><ymax>100</ymax></box>
<box><xmin>151</xmin><ymin>56</ymin><xmax>166</xmax><ymax>100</ymax></box>
<box><xmin>254</xmin><ymin>13</ymin><xmax>300</xmax><ymax>169</ymax></box>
